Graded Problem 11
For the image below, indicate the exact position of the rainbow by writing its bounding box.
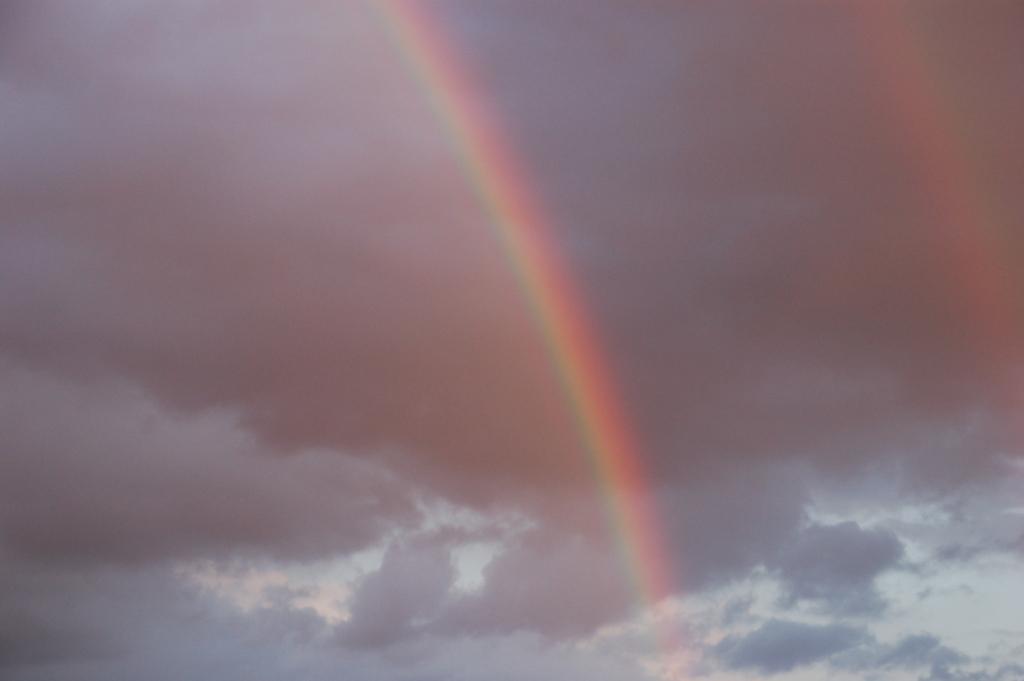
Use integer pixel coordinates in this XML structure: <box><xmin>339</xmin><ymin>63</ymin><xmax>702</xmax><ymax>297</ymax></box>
<box><xmin>857</xmin><ymin>4</ymin><xmax>1018</xmax><ymax>392</ymax></box>
<box><xmin>374</xmin><ymin>0</ymin><xmax>681</xmax><ymax>656</ymax></box>
<box><xmin>370</xmin><ymin>1</ymin><xmax>1018</xmax><ymax>668</ymax></box>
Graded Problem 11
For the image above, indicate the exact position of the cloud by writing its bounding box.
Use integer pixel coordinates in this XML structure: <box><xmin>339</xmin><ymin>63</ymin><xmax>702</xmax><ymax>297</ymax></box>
<box><xmin>0</xmin><ymin>557</ymin><xmax>332</xmax><ymax>678</ymax></box>
<box><xmin>659</xmin><ymin>463</ymin><xmax>807</xmax><ymax>592</ymax></box>
<box><xmin>0</xmin><ymin>361</ymin><xmax>417</xmax><ymax>565</ymax></box>
<box><xmin>340</xmin><ymin>539</ymin><xmax>456</xmax><ymax>649</ymax></box>
<box><xmin>0</xmin><ymin>555</ymin><xmax>644</xmax><ymax>681</ymax></box>
<box><xmin>1</xmin><ymin>1</ymin><xmax>1024</xmax><ymax>679</ymax></box>
<box><xmin>924</xmin><ymin>662</ymin><xmax>1024</xmax><ymax>681</ymax></box>
<box><xmin>0</xmin><ymin>0</ymin><xmax>592</xmax><ymax>512</ymax></box>
<box><xmin>772</xmin><ymin>521</ymin><xmax>905</xmax><ymax>615</ymax></box>
<box><xmin>712</xmin><ymin>619</ymin><xmax>868</xmax><ymax>675</ymax></box>
<box><xmin>438</xmin><ymin>528</ymin><xmax>633</xmax><ymax>640</ymax></box>
<box><xmin>3</xmin><ymin>0</ymin><xmax>1021</xmax><ymax>531</ymax></box>
<box><xmin>0</xmin><ymin>608</ymin><xmax>112</xmax><ymax>670</ymax></box>
<box><xmin>873</xmin><ymin>634</ymin><xmax>967</xmax><ymax>671</ymax></box>
<box><xmin>822</xmin><ymin>632</ymin><xmax>970</xmax><ymax>677</ymax></box>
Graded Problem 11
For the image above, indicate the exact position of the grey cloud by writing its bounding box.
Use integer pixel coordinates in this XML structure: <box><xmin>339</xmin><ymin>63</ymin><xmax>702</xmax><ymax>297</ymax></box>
<box><xmin>925</xmin><ymin>662</ymin><xmax>1024</xmax><ymax>681</ymax></box>
<box><xmin>340</xmin><ymin>539</ymin><xmax>456</xmax><ymax>649</ymax></box>
<box><xmin>712</xmin><ymin>618</ymin><xmax>868</xmax><ymax>675</ymax></box>
<box><xmin>719</xmin><ymin>595</ymin><xmax>756</xmax><ymax>629</ymax></box>
<box><xmin>712</xmin><ymin>622</ymin><xmax>1000</xmax><ymax>679</ymax></box>
<box><xmin>876</xmin><ymin>634</ymin><xmax>966</xmax><ymax>670</ymax></box>
<box><xmin>1</xmin><ymin>0</ymin><xmax>1020</xmax><ymax>570</ymax></box>
<box><xmin>0</xmin><ymin>361</ymin><xmax>417</xmax><ymax>565</ymax></box>
<box><xmin>659</xmin><ymin>463</ymin><xmax>807</xmax><ymax>592</ymax></box>
<box><xmin>831</xmin><ymin>633</ymin><xmax>969</xmax><ymax>675</ymax></box>
<box><xmin>931</xmin><ymin>529</ymin><xmax>1024</xmax><ymax>565</ymax></box>
<box><xmin>1</xmin><ymin>555</ymin><xmax>643</xmax><ymax>681</ymax></box>
<box><xmin>876</xmin><ymin>634</ymin><xmax>962</xmax><ymax>667</ymax></box>
<box><xmin>438</xmin><ymin>528</ymin><xmax>632</xmax><ymax>640</ymax></box>
<box><xmin>772</xmin><ymin>521</ymin><xmax>905</xmax><ymax>615</ymax></box>
<box><xmin>0</xmin><ymin>0</ymin><xmax>591</xmax><ymax>510</ymax></box>
<box><xmin>0</xmin><ymin>558</ymin><xmax>323</xmax><ymax>678</ymax></box>
<box><xmin>934</xmin><ymin>543</ymin><xmax>992</xmax><ymax>564</ymax></box>
<box><xmin>2</xmin><ymin>0</ymin><xmax>1021</xmax><ymax>533</ymax></box>
<box><xmin>451</xmin><ymin>0</ymin><xmax>1024</xmax><ymax>495</ymax></box>
<box><xmin>2</xmin><ymin>0</ymin><xmax>1024</xmax><ymax>677</ymax></box>
<box><xmin>863</xmin><ymin>487</ymin><xmax>1024</xmax><ymax>574</ymax></box>
<box><xmin>0</xmin><ymin>609</ymin><xmax>112</xmax><ymax>670</ymax></box>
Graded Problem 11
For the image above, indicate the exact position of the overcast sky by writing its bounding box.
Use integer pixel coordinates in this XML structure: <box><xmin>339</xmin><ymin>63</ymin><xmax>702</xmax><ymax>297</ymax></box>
<box><xmin>2</xmin><ymin>2</ymin><xmax>1023</xmax><ymax>680</ymax></box>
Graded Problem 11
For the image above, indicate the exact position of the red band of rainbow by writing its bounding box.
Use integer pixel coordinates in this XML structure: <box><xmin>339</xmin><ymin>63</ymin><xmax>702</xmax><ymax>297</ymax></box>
<box><xmin>375</xmin><ymin>0</ymin><xmax>681</xmax><ymax>655</ymax></box>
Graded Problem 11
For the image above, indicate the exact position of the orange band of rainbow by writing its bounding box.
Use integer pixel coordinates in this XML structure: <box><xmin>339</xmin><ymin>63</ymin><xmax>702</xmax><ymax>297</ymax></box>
<box><xmin>375</xmin><ymin>0</ymin><xmax>681</xmax><ymax>654</ymax></box>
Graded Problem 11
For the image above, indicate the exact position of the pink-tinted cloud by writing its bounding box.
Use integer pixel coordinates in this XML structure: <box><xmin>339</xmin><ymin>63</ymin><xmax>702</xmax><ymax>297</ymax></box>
<box><xmin>2</xmin><ymin>2</ymin><xmax>1024</xmax><ymax>679</ymax></box>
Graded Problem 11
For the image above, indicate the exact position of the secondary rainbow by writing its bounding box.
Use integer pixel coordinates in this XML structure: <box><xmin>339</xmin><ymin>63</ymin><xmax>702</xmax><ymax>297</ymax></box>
<box><xmin>374</xmin><ymin>0</ymin><xmax>681</xmax><ymax>653</ymax></box>
<box><xmin>858</xmin><ymin>4</ymin><xmax>1018</xmax><ymax>392</ymax></box>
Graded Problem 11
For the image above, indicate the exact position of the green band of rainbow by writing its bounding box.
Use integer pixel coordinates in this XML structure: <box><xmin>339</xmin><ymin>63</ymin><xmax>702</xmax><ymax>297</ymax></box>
<box><xmin>858</xmin><ymin>4</ymin><xmax>1016</xmax><ymax>393</ymax></box>
<box><xmin>375</xmin><ymin>0</ymin><xmax>680</xmax><ymax>652</ymax></box>
<box><xmin>375</xmin><ymin>0</ymin><xmax>1016</xmax><ymax>667</ymax></box>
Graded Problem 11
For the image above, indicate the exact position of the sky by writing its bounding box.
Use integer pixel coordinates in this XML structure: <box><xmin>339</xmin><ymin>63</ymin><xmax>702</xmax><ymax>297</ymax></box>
<box><xmin>1</xmin><ymin>2</ymin><xmax>1023</xmax><ymax>680</ymax></box>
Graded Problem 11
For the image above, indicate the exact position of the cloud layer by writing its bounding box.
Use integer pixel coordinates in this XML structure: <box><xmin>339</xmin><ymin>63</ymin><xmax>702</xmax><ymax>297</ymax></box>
<box><xmin>2</xmin><ymin>2</ymin><xmax>1023</xmax><ymax>680</ymax></box>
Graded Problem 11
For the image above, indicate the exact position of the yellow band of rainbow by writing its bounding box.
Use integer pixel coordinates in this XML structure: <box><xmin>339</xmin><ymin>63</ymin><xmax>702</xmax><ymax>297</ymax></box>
<box><xmin>375</xmin><ymin>0</ymin><xmax>681</xmax><ymax>653</ymax></box>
